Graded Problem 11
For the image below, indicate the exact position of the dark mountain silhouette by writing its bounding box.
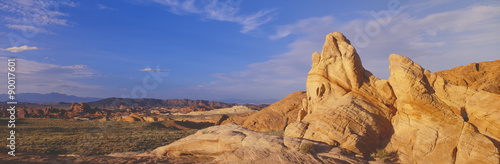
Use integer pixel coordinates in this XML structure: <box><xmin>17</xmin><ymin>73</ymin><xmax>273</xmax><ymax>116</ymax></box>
<box><xmin>0</xmin><ymin>92</ymin><xmax>102</xmax><ymax>103</ymax></box>
<box><xmin>88</xmin><ymin>97</ymin><xmax>234</xmax><ymax>109</ymax></box>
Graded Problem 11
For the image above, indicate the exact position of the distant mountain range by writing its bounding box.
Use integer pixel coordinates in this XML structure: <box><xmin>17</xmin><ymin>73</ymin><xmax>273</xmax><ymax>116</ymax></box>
<box><xmin>0</xmin><ymin>92</ymin><xmax>279</xmax><ymax>104</ymax></box>
<box><xmin>89</xmin><ymin>97</ymin><xmax>232</xmax><ymax>109</ymax></box>
<box><xmin>0</xmin><ymin>93</ymin><xmax>102</xmax><ymax>103</ymax></box>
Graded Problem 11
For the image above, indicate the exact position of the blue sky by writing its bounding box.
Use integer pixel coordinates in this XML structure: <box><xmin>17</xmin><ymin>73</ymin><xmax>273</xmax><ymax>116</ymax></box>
<box><xmin>0</xmin><ymin>0</ymin><xmax>499</xmax><ymax>102</ymax></box>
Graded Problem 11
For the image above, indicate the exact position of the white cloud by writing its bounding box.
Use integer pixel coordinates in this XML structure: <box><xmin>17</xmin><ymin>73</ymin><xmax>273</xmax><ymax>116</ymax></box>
<box><xmin>197</xmin><ymin>2</ymin><xmax>500</xmax><ymax>100</ymax></box>
<box><xmin>0</xmin><ymin>0</ymin><xmax>75</xmax><ymax>34</ymax></box>
<box><xmin>5</xmin><ymin>24</ymin><xmax>52</xmax><ymax>34</ymax></box>
<box><xmin>0</xmin><ymin>57</ymin><xmax>103</xmax><ymax>97</ymax></box>
<box><xmin>1</xmin><ymin>45</ymin><xmax>38</xmax><ymax>53</ymax></box>
<box><xmin>137</xmin><ymin>68</ymin><xmax>170</xmax><ymax>72</ymax></box>
<box><xmin>151</xmin><ymin>0</ymin><xmax>275</xmax><ymax>33</ymax></box>
<box><xmin>97</xmin><ymin>3</ymin><xmax>115</xmax><ymax>10</ymax></box>
<box><xmin>61</xmin><ymin>65</ymin><xmax>87</xmax><ymax>70</ymax></box>
<box><xmin>176</xmin><ymin>16</ymin><xmax>336</xmax><ymax>100</ymax></box>
<box><xmin>336</xmin><ymin>4</ymin><xmax>500</xmax><ymax>76</ymax></box>
<box><xmin>269</xmin><ymin>16</ymin><xmax>336</xmax><ymax>39</ymax></box>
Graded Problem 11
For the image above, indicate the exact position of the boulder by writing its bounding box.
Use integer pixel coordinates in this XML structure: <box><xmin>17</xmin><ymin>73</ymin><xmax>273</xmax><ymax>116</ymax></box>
<box><xmin>119</xmin><ymin>113</ymin><xmax>145</xmax><ymax>122</ymax></box>
<box><xmin>144</xmin><ymin>116</ymin><xmax>156</xmax><ymax>122</ymax></box>
<box><xmin>145</xmin><ymin>124</ymin><xmax>365</xmax><ymax>163</ymax></box>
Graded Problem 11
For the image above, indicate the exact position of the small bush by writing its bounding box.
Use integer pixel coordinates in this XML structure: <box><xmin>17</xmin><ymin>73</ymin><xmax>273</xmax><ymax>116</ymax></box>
<box><xmin>299</xmin><ymin>143</ymin><xmax>315</xmax><ymax>154</ymax></box>
<box><xmin>372</xmin><ymin>148</ymin><xmax>390</xmax><ymax>162</ymax></box>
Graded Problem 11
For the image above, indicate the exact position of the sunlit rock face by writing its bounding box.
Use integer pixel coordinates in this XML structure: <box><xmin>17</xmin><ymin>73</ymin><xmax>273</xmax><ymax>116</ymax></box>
<box><xmin>286</xmin><ymin>32</ymin><xmax>397</xmax><ymax>156</ymax></box>
<box><xmin>285</xmin><ymin>32</ymin><xmax>500</xmax><ymax>163</ymax></box>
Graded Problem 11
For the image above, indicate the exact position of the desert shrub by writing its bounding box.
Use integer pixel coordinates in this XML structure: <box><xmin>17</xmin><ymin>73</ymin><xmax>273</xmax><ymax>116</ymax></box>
<box><xmin>372</xmin><ymin>148</ymin><xmax>390</xmax><ymax>162</ymax></box>
<box><xmin>299</xmin><ymin>143</ymin><xmax>315</xmax><ymax>154</ymax></box>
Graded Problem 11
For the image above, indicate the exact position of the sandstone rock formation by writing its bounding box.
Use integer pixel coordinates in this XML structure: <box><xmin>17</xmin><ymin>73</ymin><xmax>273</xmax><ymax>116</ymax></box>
<box><xmin>285</xmin><ymin>33</ymin><xmax>396</xmax><ymax>156</ymax></box>
<box><xmin>118</xmin><ymin>113</ymin><xmax>146</xmax><ymax>122</ymax></box>
<box><xmin>144</xmin><ymin>123</ymin><xmax>365</xmax><ymax>163</ymax></box>
<box><xmin>69</xmin><ymin>102</ymin><xmax>95</xmax><ymax>114</ymax></box>
<box><xmin>436</xmin><ymin>60</ymin><xmax>500</xmax><ymax>94</ymax></box>
<box><xmin>175</xmin><ymin>105</ymin><xmax>257</xmax><ymax>116</ymax></box>
<box><xmin>144</xmin><ymin>116</ymin><xmax>156</xmax><ymax>122</ymax></box>
<box><xmin>222</xmin><ymin>91</ymin><xmax>307</xmax><ymax>132</ymax></box>
<box><xmin>284</xmin><ymin>32</ymin><xmax>499</xmax><ymax>163</ymax></box>
<box><xmin>386</xmin><ymin>54</ymin><xmax>500</xmax><ymax>163</ymax></box>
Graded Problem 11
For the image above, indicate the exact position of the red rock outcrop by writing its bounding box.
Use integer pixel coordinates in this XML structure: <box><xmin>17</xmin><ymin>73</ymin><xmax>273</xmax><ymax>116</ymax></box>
<box><xmin>222</xmin><ymin>91</ymin><xmax>306</xmax><ymax>132</ymax></box>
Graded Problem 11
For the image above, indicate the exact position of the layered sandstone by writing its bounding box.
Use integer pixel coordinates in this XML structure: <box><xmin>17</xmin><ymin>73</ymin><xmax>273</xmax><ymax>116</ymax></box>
<box><xmin>222</xmin><ymin>91</ymin><xmax>307</xmax><ymax>132</ymax></box>
<box><xmin>145</xmin><ymin>123</ymin><xmax>365</xmax><ymax>163</ymax></box>
<box><xmin>436</xmin><ymin>60</ymin><xmax>500</xmax><ymax>94</ymax></box>
<box><xmin>284</xmin><ymin>32</ymin><xmax>499</xmax><ymax>163</ymax></box>
<box><xmin>386</xmin><ymin>54</ymin><xmax>499</xmax><ymax>163</ymax></box>
<box><xmin>285</xmin><ymin>32</ymin><xmax>396</xmax><ymax>155</ymax></box>
<box><xmin>148</xmin><ymin>32</ymin><xmax>498</xmax><ymax>163</ymax></box>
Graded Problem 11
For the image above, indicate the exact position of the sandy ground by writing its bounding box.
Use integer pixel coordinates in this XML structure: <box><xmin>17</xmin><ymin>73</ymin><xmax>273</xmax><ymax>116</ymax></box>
<box><xmin>171</xmin><ymin>105</ymin><xmax>256</xmax><ymax>116</ymax></box>
<box><xmin>0</xmin><ymin>152</ymin><xmax>213</xmax><ymax>164</ymax></box>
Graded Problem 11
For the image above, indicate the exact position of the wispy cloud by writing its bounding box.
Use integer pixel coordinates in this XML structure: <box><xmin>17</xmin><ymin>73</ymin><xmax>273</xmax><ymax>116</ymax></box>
<box><xmin>137</xmin><ymin>68</ymin><xmax>170</xmax><ymax>72</ymax></box>
<box><xmin>1</xmin><ymin>45</ymin><xmax>38</xmax><ymax>53</ymax></box>
<box><xmin>0</xmin><ymin>0</ymin><xmax>75</xmax><ymax>34</ymax></box>
<box><xmin>151</xmin><ymin>0</ymin><xmax>275</xmax><ymax>33</ymax></box>
<box><xmin>0</xmin><ymin>57</ymin><xmax>103</xmax><ymax>97</ymax></box>
<box><xmin>335</xmin><ymin>4</ymin><xmax>500</xmax><ymax>76</ymax></box>
<box><xmin>61</xmin><ymin>65</ymin><xmax>87</xmax><ymax>70</ymax></box>
<box><xmin>181</xmin><ymin>17</ymin><xmax>334</xmax><ymax>100</ymax></box>
<box><xmin>5</xmin><ymin>24</ymin><xmax>52</xmax><ymax>34</ymax></box>
<box><xmin>97</xmin><ymin>3</ymin><xmax>115</xmax><ymax>10</ymax></box>
<box><xmin>269</xmin><ymin>16</ymin><xmax>336</xmax><ymax>39</ymax></box>
<box><xmin>196</xmin><ymin>2</ymin><xmax>500</xmax><ymax>100</ymax></box>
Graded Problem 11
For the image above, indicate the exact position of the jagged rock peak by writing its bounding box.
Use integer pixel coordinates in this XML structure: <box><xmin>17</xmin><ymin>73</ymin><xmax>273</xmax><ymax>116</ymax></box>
<box><xmin>313</xmin><ymin>32</ymin><xmax>365</xmax><ymax>89</ymax></box>
<box><xmin>286</xmin><ymin>32</ymin><xmax>499</xmax><ymax>163</ymax></box>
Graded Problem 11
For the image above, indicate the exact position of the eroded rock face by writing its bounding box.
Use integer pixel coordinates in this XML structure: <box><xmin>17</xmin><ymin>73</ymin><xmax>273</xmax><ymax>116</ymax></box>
<box><xmin>69</xmin><ymin>102</ymin><xmax>94</xmax><ymax>114</ymax></box>
<box><xmin>222</xmin><ymin>91</ymin><xmax>307</xmax><ymax>132</ymax></box>
<box><xmin>386</xmin><ymin>54</ymin><xmax>499</xmax><ymax>164</ymax></box>
<box><xmin>285</xmin><ymin>32</ymin><xmax>499</xmax><ymax>163</ymax></box>
<box><xmin>436</xmin><ymin>60</ymin><xmax>500</xmax><ymax>94</ymax></box>
<box><xmin>285</xmin><ymin>32</ymin><xmax>396</xmax><ymax>155</ymax></box>
<box><xmin>146</xmin><ymin>124</ymin><xmax>365</xmax><ymax>163</ymax></box>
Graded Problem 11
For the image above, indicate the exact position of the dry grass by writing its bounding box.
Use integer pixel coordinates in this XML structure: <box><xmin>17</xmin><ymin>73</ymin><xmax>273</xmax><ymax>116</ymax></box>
<box><xmin>371</xmin><ymin>148</ymin><xmax>392</xmax><ymax>162</ymax></box>
<box><xmin>0</xmin><ymin>118</ymin><xmax>196</xmax><ymax>155</ymax></box>
<box><xmin>299</xmin><ymin>143</ymin><xmax>315</xmax><ymax>154</ymax></box>
<box><xmin>263</xmin><ymin>130</ymin><xmax>284</xmax><ymax>137</ymax></box>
